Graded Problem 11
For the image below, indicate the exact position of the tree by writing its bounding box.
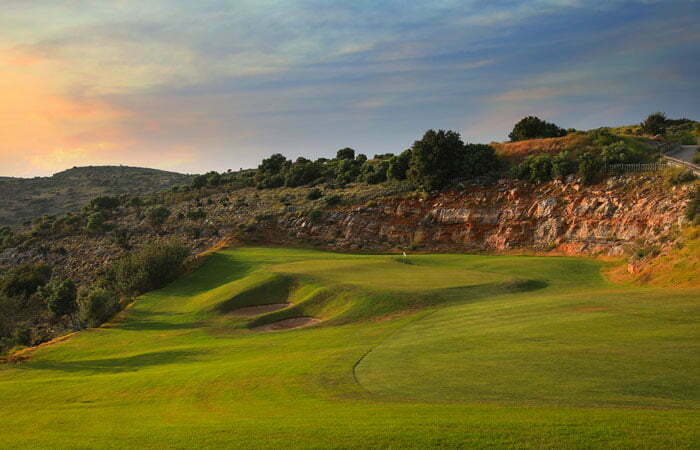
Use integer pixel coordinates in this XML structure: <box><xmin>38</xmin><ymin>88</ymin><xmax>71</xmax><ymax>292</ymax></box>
<box><xmin>78</xmin><ymin>287</ymin><xmax>119</xmax><ymax>327</ymax></box>
<box><xmin>258</xmin><ymin>153</ymin><xmax>288</xmax><ymax>176</ymax></box>
<box><xmin>461</xmin><ymin>143</ymin><xmax>500</xmax><ymax>178</ymax></box>
<box><xmin>408</xmin><ymin>130</ymin><xmax>466</xmax><ymax>190</ymax></box>
<box><xmin>284</xmin><ymin>159</ymin><xmax>324</xmax><ymax>187</ymax></box>
<box><xmin>147</xmin><ymin>206</ymin><xmax>171</xmax><ymax>228</ymax></box>
<box><xmin>192</xmin><ymin>174</ymin><xmax>208</xmax><ymax>189</ymax></box>
<box><xmin>509</xmin><ymin>116</ymin><xmax>567</xmax><ymax>141</ymax></box>
<box><xmin>640</xmin><ymin>112</ymin><xmax>667</xmax><ymax>136</ymax></box>
<box><xmin>407</xmin><ymin>130</ymin><xmax>498</xmax><ymax>190</ymax></box>
<box><xmin>1</xmin><ymin>264</ymin><xmax>51</xmax><ymax>298</ymax></box>
<box><xmin>387</xmin><ymin>149</ymin><xmax>411</xmax><ymax>181</ymax></box>
<box><xmin>336</xmin><ymin>147</ymin><xmax>356</xmax><ymax>160</ymax></box>
<box><xmin>45</xmin><ymin>279</ymin><xmax>77</xmax><ymax>318</ymax></box>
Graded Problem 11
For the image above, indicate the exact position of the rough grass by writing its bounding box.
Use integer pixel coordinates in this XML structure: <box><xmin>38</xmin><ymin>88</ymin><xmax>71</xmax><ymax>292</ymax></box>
<box><xmin>0</xmin><ymin>247</ymin><xmax>697</xmax><ymax>448</ymax></box>
<box><xmin>492</xmin><ymin>133</ymin><xmax>594</xmax><ymax>163</ymax></box>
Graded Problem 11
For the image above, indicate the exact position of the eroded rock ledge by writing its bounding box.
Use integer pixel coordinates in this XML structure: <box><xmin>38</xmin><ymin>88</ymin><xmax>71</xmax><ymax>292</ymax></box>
<box><xmin>272</xmin><ymin>176</ymin><xmax>692</xmax><ymax>256</ymax></box>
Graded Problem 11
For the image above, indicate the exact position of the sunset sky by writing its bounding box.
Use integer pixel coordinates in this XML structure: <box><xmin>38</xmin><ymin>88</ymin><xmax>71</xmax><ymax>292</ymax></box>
<box><xmin>2</xmin><ymin>0</ymin><xmax>699</xmax><ymax>177</ymax></box>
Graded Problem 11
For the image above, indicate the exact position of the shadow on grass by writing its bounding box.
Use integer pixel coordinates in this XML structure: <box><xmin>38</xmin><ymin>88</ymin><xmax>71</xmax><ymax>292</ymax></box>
<box><xmin>115</xmin><ymin>310</ymin><xmax>200</xmax><ymax>331</ymax></box>
<box><xmin>24</xmin><ymin>350</ymin><xmax>203</xmax><ymax>374</ymax></box>
<box><xmin>157</xmin><ymin>253</ymin><xmax>255</xmax><ymax>298</ymax></box>
<box><xmin>416</xmin><ymin>278</ymin><xmax>548</xmax><ymax>307</ymax></box>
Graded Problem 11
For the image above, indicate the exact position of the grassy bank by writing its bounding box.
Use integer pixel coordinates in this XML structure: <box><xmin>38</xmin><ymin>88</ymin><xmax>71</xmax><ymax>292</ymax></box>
<box><xmin>0</xmin><ymin>247</ymin><xmax>697</xmax><ymax>448</ymax></box>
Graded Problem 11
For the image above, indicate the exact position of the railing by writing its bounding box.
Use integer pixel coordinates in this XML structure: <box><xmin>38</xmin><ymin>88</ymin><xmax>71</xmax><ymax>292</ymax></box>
<box><xmin>604</xmin><ymin>162</ymin><xmax>668</xmax><ymax>174</ymax></box>
<box><xmin>663</xmin><ymin>154</ymin><xmax>700</xmax><ymax>175</ymax></box>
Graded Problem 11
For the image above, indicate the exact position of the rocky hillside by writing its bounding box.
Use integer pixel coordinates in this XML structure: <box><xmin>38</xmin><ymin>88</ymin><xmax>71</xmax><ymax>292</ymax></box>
<box><xmin>270</xmin><ymin>175</ymin><xmax>694</xmax><ymax>256</ymax></box>
<box><xmin>0</xmin><ymin>166</ymin><xmax>194</xmax><ymax>227</ymax></box>
<box><xmin>2</xmin><ymin>173</ymin><xmax>695</xmax><ymax>285</ymax></box>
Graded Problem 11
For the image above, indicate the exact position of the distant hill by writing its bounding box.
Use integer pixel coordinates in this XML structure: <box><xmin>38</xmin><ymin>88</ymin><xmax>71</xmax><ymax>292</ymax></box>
<box><xmin>0</xmin><ymin>166</ymin><xmax>194</xmax><ymax>228</ymax></box>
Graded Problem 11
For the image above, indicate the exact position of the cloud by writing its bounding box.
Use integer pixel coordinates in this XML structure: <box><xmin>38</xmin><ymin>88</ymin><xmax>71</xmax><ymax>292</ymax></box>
<box><xmin>0</xmin><ymin>0</ymin><xmax>698</xmax><ymax>177</ymax></box>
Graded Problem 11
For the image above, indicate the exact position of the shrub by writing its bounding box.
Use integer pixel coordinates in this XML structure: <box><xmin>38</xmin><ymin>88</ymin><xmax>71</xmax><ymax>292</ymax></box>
<box><xmin>78</xmin><ymin>287</ymin><xmax>119</xmax><ymax>327</ymax></box>
<box><xmin>111</xmin><ymin>227</ymin><xmax>131</xmax><ymax>249</ymax></box>
<box><xmin>686</xmin><ymin>187</ymin><xmax>700</xmax><ymax>222</ymax></box>
<box><xmin>669</xmin><ymin>170</ymin><xmax>697</xmax><ymax>185</ymax></box>
<box><xmin>1</xmin><ymin>264</ymin><xmax>51</xmax><ymax>298</ymax></box>
<box><xmin>640</xmin><ymin>112</ymin><xmax>667</xmax><ymax>135</ymax></box>
<box><xmin>11</xmin><ymin>322</ymin><xmax>32</xmax><ymax>346</ymax></box>
<box><xmin>323</xmin><ymin>194</ymin><xmax>342</xmax><ymax>206</ymax></box>
<box><xmin>600</xmin><ymin>141</ymin><xmax>646</xmax><ymax>165</ymax></box>
<box><xmin>0</xmin><ymin>226</ymin><xmax>14</xmax><ymax>249</ymax></box>
<box><xmin>589</xmin><ymin>128</ymin><xmax>621</xmax><ymax>147</ymax></box>
<box><xmin>306</xmin><ymin>188</ymin><xmax>323</xmax><ymax>200</ymax></box>
<box><xmin>186</xmin><ymin>208</ymin><xmax>207</xmax><ymax>220</ymax></box>
<box><xmin>43</xmin><ymin>279</ymin><xmax>78</xmax><ymax>318</ymax></box>
<box><xmin>105</xmin><ymin>241</ymin><xmax>190</xmax><ymax>296</ymax></box>
<box><xmin>308</xmin><ymin>210</ymin><xmax>323</xmax><ymax>222</ymax></box>
<box><xmin>147</xmin><ymin>206</ymin><xmax>171</xmax><ymax>228</ymax></box>
<box><xmin>551</xmin><ymin>152</ymin><xmax>577</xmax><ymax>179</ymax></box>
<box><xmin>509</xmin><ymin>116</ymin><xmax>567</xmax><ymax>141</ymax></box>
<box><xmin>89</xmin><ymin>196</ymin><xmax>121</xmax><ymax>211</ymax></box>
<box><xmin>86</xmin><ymin>212</ymin><xmax>107</xmax><ymax>233</ymax></box>
<box><xmin>578</xmin><ymin>152</ymin><xmax>603</xmax><ymax>184</ymax></box>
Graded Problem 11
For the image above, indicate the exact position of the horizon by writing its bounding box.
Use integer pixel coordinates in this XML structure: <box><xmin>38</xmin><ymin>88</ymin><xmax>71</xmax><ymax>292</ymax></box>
<box><xmin>2</xmin><ymin>0</ymin><xmax>699</xmax><ymax>178</ymax></box>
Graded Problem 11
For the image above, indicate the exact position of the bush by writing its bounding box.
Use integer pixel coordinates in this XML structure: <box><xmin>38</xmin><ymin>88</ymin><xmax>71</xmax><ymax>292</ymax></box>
<box><xmin>86</xmin><ymin>212</ymin><xmax>107</xmax><ymax>233</ymax></box>
<box><xmin>600</xmin><ymin>141</ymin><xmax>646</xmax><ymax>165</ymax></box>
<box><xmin>43</xmin><ymin>279</ymin><xmax>77</xmax><ymax>318</ymax></box>
<box><xmin>1</xmin><ymin>264</ymin><xmax>51</xmax><ymax>298</ymax></box>
<box><xmin>308</xmin><ymin>210</ymin><xmax>323</xmax><ymax>222</ymax></box>
<box><xmin>306</xmin><ymin>188</ymin><xmax>323</xmax><ymax>200</ymax></box>
<box><xmin>669</xmin><ymin>170</ymin><xmax>697</xmax><ymax>185</ymax></box>
<box><xmin>147</xmin><ymin>206</ymin><xmax>171</xmax><ymax>228</ymax></box>
<box><xmin>551</xmin><ymin>152</ymin><xmax>578</xmax><ymax>179</ymax></box>
<box><xmin>640</xmin><ymin>112</ymin><xmax>667</xmax><ymax>135</ymax></box>
<box><xmin>186</xmin><ymin>208</ymin><xmax>206</xmax><ymax>220</ymax></box>
<box><xmin>89</xmin><ymin>196</ymin><xmax>121</xmax><ymax>211</ymax></box>
<box><xmin>78</xmin><ymin>287</ymin><xmax>119</xmax><ymax>327</ymax></box>
<box><xmin>105</xmin><ymin>241</ymin><xmax>190</xmax><ymax>296</ymax></box>
<box><xmin>111</xmin><ymin>227</ymin><xmax>131</xmax><ymax>249</ymax></box>
<box><xmin>509</xmin><ymin>116</ymin><xmax>567</xmax><ymax>141</ymax></box>
<box><xmin>686</xmin><ymin>187</ymin><xmax>700</xmax><ymax>222</ymax></box>
<box><xmin>11</xmin><ymin>323</ymin><xmax>32</xmax><ymax>346</ymax></box>
<box><xmin>323</xmin><ymin>194</ymin><xmax>342</xmax><ymax>206</ymax></box>
<box><xmin>0</xmin><ymin>226</ymin><xmax>14</xmax><ymax>249</ymax></box>
<box><xmin>578</xmin><ymin>152</ymin><xmax>603</xmax><ymax>184</ymax></box>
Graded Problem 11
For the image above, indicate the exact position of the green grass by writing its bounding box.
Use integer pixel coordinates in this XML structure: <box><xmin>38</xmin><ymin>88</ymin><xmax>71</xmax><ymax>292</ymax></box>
<box><xmin>0</xmin><ymin>247</ymin><xmax>698</xmax><ymax>448</ymax></box>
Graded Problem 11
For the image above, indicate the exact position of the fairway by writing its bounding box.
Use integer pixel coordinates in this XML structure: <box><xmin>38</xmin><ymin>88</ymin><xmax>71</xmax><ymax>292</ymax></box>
<box><xmin>1</xmin><ymin>247</ymin><xmax>698</xmax><ymax>448</ymax></box>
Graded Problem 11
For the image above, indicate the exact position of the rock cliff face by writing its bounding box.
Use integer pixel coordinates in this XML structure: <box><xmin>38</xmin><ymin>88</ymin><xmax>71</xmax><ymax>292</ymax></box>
<box><xmin>273</xmin><ymin>175</ymin><xmax>692</xmax><ymax>256</ymax></box>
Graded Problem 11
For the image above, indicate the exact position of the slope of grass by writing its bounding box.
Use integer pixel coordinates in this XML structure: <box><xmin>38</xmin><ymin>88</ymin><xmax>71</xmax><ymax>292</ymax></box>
<box><xmin>0</xmin><ymin>247</ymin><xmax>697</xmax><ymax>448</ymax></box>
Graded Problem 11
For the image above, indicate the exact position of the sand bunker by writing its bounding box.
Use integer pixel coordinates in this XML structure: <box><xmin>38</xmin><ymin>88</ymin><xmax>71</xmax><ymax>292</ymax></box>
<box><xmin>252</xmin><ymin>317</ymin><xmax>320</xmax><ymax>332</ymax></box>
<box><xmin>230</xmin><ymin>303</ymin><xmax>290</xmax><ymax>316</ymax></box>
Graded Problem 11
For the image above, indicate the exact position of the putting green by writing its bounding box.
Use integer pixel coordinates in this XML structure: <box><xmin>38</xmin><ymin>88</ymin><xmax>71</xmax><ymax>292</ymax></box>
<box><xmin>0</xmin><ymin>247</ymin><xmax>697</xmax><ymax>448</ymax></box>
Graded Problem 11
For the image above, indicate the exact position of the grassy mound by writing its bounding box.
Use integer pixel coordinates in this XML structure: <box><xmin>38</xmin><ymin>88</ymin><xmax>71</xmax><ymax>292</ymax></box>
<box><xmin>0</xmin><ymin>247</ymin><xmax>697</xmax><ymax>448</ymax></box>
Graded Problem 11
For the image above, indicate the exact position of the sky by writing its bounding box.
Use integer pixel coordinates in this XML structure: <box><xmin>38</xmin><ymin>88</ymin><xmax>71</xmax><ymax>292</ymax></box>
<box><xmin>1</xmin><ymin>0</ymin><xmax>699</xmax><ymax>177</ymax></box>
